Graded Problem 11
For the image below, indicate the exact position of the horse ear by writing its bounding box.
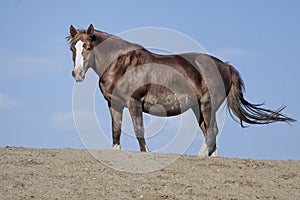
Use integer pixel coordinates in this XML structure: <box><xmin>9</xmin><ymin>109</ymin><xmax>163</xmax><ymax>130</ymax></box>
<box><xmin>87</xmin><ymin>24</ymin><xmax>94</xmax><ymax>35</ymax></box>
<box><xmin>70</xmin><ymin>25</ymin><xmax>77</xmax><ymax>38</ymax></box>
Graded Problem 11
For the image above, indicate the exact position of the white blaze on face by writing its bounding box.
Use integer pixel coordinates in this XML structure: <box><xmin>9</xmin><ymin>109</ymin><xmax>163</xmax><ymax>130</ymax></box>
<box><xmin>75</xmin><ymin>40</ymin><xmax>84</xmax><ymax>69</ymax></box>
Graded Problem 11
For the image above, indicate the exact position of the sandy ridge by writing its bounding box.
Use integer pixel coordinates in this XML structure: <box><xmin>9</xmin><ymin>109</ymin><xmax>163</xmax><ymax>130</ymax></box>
<box><xmin>0</xmin><ymin>147</ymin><xmax>299</xmax><ymax>199</ymax></box>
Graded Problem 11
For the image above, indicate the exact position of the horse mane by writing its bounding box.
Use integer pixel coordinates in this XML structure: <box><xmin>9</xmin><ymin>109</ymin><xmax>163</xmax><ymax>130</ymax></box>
<box><xmin>67</xmin><ymin>29</ymin><xmax>113</xmax><ymax>43</ymax></box>
<box><xmin>66</xmin><ymin>29</ymin><xmax>84</xmax><ymax>44</ymax></box>
<box><xmin>66</xmin><ymin>29</ymin><xmax>143</xmax><ymax>50</ymax></box>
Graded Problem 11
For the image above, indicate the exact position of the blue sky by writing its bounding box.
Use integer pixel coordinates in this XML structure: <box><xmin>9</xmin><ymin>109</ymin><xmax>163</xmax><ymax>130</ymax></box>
<box><xmin>0</xmin><ymin>0</ymin><xmax>299</xmax><ymax>160</ymax></box>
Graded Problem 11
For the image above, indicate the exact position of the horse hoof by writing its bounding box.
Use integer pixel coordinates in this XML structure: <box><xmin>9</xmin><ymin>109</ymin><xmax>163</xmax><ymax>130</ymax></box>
<box><xmin>210</xmin><ymin>150</ymin><xmax>219</xmax><ymax>157</ymax></box>
<box><xmin>112</xmin><ymin>144</ymin><xmax>121</xmax><ymax>150</ymax></box>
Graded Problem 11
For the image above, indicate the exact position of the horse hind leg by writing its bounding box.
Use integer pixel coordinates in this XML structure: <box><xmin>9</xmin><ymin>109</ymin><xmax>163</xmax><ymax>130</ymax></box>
<box><xmin>197</xmin><ymin>96</ymin><xmax>219</xmax><ymax>157</ymax></box>
<box><xmin>192</xmin><ymin>104</ymin><xmax>208</xmax><ymax>157</ymax></box>
<box><xmin>203</xmin><ymin>107</ymin><xmax>219</xmax><ymax>157</ymax></box>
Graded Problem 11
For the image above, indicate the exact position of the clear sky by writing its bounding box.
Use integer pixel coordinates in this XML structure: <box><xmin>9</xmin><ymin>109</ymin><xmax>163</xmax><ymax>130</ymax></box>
<box><xmin>0</xmin><ymin>0</ymin><xmax>299</xmax><ymax>160</ymax></box>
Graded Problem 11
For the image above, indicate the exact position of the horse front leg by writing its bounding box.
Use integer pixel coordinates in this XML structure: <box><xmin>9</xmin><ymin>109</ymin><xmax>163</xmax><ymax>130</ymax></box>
<box><xmin>128</xmin><ymin>98</ymin><xmax>149</xmax><ymax>152</ymax></box>
<box><xmin>109</xmin><ymin>105</ymin><xmax>123</xmax><ymax>151</ymax></box>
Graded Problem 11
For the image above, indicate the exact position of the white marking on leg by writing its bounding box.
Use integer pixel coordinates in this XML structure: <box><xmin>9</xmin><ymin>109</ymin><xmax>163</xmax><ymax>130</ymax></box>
<box><xmin>210</xmin><ymin>149</ymin><xmax>218</xmax><ymax>157</ymax></box>
<box><xmin>112</xmin><ymin>144</ymin><xmax>120</xmax><ymax>150</ymax></box>
<box><xmin>198</xmin><ymin>142</ymin><xmax>208</xmax><ymax>157</ymax></box>
<box><xmin>74</xmin><ymin>40</ymin><xmax>84</xmax><ymax>70</ymax></box>
<box><xmin>144</xmin><ymin>145</ymin><xmax>149</xmax><ymax>152</ymax></box>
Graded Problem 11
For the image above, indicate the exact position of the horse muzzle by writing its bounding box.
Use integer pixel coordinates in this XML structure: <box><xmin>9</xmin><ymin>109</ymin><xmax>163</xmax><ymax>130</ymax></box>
<box><xmin>72</xmin><ymin>68</ymin><xmax>85</xmax><ymax>82</ymax></box>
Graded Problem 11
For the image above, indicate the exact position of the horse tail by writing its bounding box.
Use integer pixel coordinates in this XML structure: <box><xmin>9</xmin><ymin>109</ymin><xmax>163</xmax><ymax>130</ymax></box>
<box><xmin>226</xmin><ymin>65</ymin><xmax>295</xmax><ymax>128</ymax></box>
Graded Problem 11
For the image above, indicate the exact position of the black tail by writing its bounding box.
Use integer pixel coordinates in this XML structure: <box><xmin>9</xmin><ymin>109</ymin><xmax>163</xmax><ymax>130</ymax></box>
<box><xmin>227</xmin><ymin>66</ymin><xmax>296</xmax><ymax>128</ymax></box>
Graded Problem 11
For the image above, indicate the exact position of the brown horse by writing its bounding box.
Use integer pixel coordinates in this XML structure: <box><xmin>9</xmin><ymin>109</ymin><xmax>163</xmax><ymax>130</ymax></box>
<box><xmin>67</xmin><ymin>24</ymin><xmax>295</xmax><ymax>157</ymax></box>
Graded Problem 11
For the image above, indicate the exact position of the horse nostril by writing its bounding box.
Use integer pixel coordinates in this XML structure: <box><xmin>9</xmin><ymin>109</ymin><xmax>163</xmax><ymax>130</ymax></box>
<box><xmin>72</xmin><ymin>71</ymin><xmax>75</xmax><ymax>77</ymax></box>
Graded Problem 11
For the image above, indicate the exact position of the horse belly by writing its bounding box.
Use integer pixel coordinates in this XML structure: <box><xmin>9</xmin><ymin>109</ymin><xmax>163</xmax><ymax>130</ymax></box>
<box><xmin>142</xmin><ymin>92</ymin><xmax>197</xmax><ymax>117</ymax></box>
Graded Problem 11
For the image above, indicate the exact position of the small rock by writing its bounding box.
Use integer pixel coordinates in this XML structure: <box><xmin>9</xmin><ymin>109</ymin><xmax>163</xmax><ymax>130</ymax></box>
<box><xmin>11</xmin><ymin>182</ymin><xmax>24</xmax><ymax>189</ymax></box>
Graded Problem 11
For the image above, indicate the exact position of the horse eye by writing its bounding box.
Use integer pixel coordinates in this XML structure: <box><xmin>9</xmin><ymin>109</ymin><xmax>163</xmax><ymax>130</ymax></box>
<box><xmin>83</xmin><ymin>43</ymin><xmax>92</xmax><ymax>50</ymax></box>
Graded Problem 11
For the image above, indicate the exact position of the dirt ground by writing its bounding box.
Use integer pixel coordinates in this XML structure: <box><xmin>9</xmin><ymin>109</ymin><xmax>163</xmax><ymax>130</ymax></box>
<box><xmin>0</xmin><ymin>147</ymin><xmax>299</xmax><ymax>200</ymax></box>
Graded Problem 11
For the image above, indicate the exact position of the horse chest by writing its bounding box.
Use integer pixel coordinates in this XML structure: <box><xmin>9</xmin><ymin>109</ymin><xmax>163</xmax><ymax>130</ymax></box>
<box><xmin>99</xmin><ymin>80</ymin><xmax>117</xmax><ymax>101</ymax></box>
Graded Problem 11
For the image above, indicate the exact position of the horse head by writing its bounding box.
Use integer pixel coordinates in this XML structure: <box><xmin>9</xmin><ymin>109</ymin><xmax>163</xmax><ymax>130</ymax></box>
<box><xmin>69</xmin><ymin>24</ymin><xmax>96</xmax><ymax>82</ymax></box>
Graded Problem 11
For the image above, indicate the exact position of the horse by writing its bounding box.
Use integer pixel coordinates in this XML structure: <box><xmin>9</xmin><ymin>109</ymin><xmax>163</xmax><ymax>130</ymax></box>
<box><xmin>67</xmin><ymin>24</ymin><xmax>295</xmax><ymax>157</ymax></box>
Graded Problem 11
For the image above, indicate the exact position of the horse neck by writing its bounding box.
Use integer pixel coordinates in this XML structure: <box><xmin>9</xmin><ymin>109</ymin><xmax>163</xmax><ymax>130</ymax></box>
<box><xmin>92</xmin><ymin>32</ymin><xmax>143</xmax><ymax>77</ymax></box>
